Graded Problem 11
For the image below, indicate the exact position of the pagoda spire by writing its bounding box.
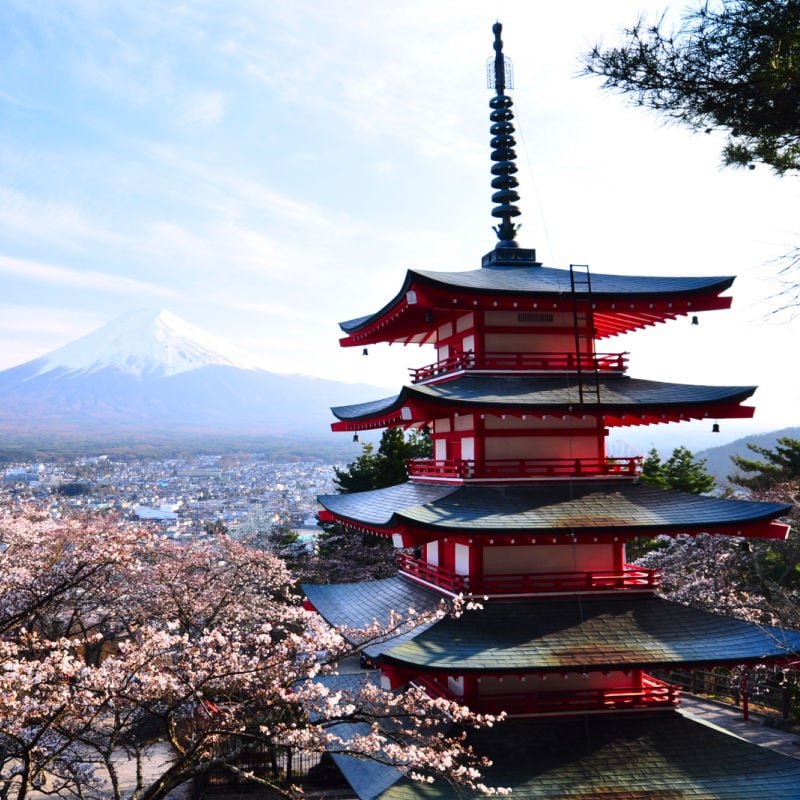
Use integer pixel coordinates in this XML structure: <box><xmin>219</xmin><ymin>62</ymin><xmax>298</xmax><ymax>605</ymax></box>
<box><xmin>489</xmin><ymin>22</ymin><xmax>521</xmax><ymax>248</ymax></box>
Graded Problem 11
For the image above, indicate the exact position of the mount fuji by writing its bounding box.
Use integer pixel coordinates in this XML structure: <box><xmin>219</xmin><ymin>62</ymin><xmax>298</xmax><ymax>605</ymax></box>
<box><xmin>31</xmin><ymin>308</ymin><xmax>261</xmax><ymax>379</ymax></box>
<box><xmin>0</xmin><ymin>309</ymin><xmax>383</xmax><ymax>455</ymax></box>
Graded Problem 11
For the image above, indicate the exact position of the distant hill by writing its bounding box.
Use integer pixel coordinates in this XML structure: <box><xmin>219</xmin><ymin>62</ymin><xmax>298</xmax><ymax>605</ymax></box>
<box><xmin>0</xmin><ymin>308</ymin><xmax>387</xmax><ymax>460</ymax></box>
<box><xmin>696</xmin><ymin>426</ymin><xmax>800</xmax><ymax>486</ymax></box>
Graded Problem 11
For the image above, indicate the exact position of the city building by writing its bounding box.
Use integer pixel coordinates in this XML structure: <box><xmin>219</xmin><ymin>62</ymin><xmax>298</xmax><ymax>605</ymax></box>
<box><xmin>303</xmin><ymin>23</ymin><xmax>800</xmax><ymax>799</ymax></box>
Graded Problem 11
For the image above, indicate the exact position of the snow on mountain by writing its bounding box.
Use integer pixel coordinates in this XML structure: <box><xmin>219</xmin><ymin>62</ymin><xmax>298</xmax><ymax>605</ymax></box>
<box><xmin>34</xmin><ymin>308</ymin><xmax>260</xmax><ymax>378</ymax></box>
<box><xmin>0</xmin><ymin>308</ymin><xmax>387</xmax><ymax>449</ymax></box>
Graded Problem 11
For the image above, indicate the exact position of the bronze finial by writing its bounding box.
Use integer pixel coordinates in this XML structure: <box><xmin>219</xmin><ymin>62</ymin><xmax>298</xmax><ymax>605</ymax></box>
<box><xmin>488</xmin><ymin>22</ymin><xmax>521</xmax><ymax>248</ymax></box>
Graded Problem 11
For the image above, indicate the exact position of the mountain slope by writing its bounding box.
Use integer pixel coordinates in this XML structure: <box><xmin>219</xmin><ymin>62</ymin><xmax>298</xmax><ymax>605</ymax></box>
<box><xmin>696</xmin><ymin>426</ymin><xmax>800</xmax><ymax>485</ymax></box>
<box><xmin>0</xmin><ymin>309</ymin><xmax>387</xmax><ymax>446</ymax></box>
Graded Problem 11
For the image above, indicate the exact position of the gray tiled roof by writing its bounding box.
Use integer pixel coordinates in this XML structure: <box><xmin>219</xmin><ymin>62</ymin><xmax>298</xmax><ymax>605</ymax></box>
<box><xmin>303</xmin><ymin>578</ymin><xmax>800</xmax><ymax>670</ymax></box>
<box><xmin>318</xmin><ymin>481</ymin><xmax>789</xmax><ymax>532</ymax></box>
<box><xmin>332</xmin><ymin>750</ymin><xmax>403</xmax><ymax>800</ymax></box>
<box><xmin>414</xmin><ymin>265</ymin><xmax>733</xmax><ymax>296</ymax></box>
<box><xmin>330</xmin><ymin>374</ymin><xmax>755</xmax><ymax>420</ymax></box>
<box><xmin>308</xmin><ymin>673</ymin><xmax>405</xmax><ymax>800</ymax></box>
<box><xmin>384</xmin><ymin>595</ymin><xmax>800</xmax><ymax>670</ymax></box>
<box><xmin>302</xmin><ymin>577</ymin><xmax>444</xmax><ymax>658</ymax></box>
<box><xmin>367</xmin><ymin>712</ymin><xmax>800</xmax><ymax>800</ymax></box>
<box><xmin>340</xmin><ymin>267</ymin><xmax>733</xmax><ymax>333</ymax></box>
<box><xmin>319</xmin><ymin>482</ymin><xmax>458</xmax><ymax>526</ymax></box>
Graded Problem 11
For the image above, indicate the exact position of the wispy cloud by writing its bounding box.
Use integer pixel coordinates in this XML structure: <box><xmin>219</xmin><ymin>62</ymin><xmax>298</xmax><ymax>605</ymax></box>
<box><xmin>0</xmin><ymin>89</ymin><xmax>35</xmax><ymax>108</ymax></box>
<box><xmin>144</xmin><ymin>143</ymin><xmax>339</xmax><ymax>229</ymax></box>
<box><xmin>174</xmin><ymin>90</ymin><xmax>226</xmax><ymax>127</ymax></box>
<box><xmin>0</xmin><ymin>253</ymin><xmax>178</xmax><ymax>297</ymax></box>
<box><xmin>233</xmin><ymin>2</ymin><xmax>485</xmax><ymax>165</ymax></box>
<box><xmin>0</xmin><ymin>186</ymin><xmax>124</xmax><ymax>248</ymax></box>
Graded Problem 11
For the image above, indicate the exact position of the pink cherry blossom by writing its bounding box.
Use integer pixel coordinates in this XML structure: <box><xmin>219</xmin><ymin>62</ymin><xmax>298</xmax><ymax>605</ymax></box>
<box><xmin>0</xmin><ymin>506</ymin><xmax>498</xmax><ymax>799</ymax></box>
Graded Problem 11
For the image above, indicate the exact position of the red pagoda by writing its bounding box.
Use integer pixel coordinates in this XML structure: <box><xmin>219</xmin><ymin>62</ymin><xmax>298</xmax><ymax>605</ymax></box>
<box><xmin>304</xmin><ymin>23</ymin><xmax>800</xmax><ymax>799</ymax></box>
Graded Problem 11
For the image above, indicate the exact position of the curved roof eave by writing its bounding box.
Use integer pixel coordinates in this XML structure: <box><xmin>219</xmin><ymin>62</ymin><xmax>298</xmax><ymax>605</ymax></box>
<box><xmin>338</xmin><ymin>267</ymin><xmax>735</xmax><ymax>335</ymax></box>
<box><xmin>317</xmin><ymin>481</ymin><xmax>791</xmax><ymax>534</ymax></box>
<box><xmin>373</xmin><ymin>713</ymin><xmax>800</xmax><ymax>800</ymax></box>
<box><xmin>339</xmin><ymin>271</ymin><xmax>416</xmax><ymax>334</ymax></box>
<box><xmin>301</xmin><ymin>576</ymin><xmax>445</xmax><ymax>656</ymax></box>
<box><xmin>302</xmin><ymin>578</ymin><xmax>800</xmax><ymax>670</ymax></box>
<box><xmin>330</xmin><ymin>376</ymin><xmax>757</xmax><ymax>423</ymax></box>
<box><xmin>381</xmin><ymin>593</ymin><xmax>800</xmax><ymax>671</ymax></box>
<box><xmin>415</xmin><ymin>266</ymin><xmax>735</xmax><ymax>298</ymax></box>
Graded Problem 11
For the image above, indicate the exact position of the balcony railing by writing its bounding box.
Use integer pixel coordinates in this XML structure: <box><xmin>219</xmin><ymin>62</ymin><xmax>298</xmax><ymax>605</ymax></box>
<box><xmin>407</xmin><ymin>456</ymin><xmax>642</xmax><ymax>481</ymax></box>
<box><xmin>414</xmin><ymin>675</ymin><xmax>680</xmax><ymax>716</ymax></box>
<box><xmin>410</xmin><ymin>351</ymin><xmax>628</xmax><ymax>383</ymax></box>
<box><xmin>396</xmin><ymin>552</ymin><xmax>662</xmax><ymax>595</ymax></box>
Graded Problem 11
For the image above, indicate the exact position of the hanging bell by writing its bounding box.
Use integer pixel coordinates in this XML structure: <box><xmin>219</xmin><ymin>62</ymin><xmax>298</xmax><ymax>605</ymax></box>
<box><xmin>353</xmin><ymin>433</ymin><xmax>360</xmax><ymax>442</ymax></box>
<box><xmin>362</xmin><ymin>348</ymin><xmax>369</xmax><ymax>356</ymax></box>
<box><xmin>712</xmin><ymin>423</ymin><xmax>720</xmax><ymax>433</ymax></box>
<box><xmin>691</xmin><ymin>316</ymin><xmax>699</xmax><ymax>325</ymax></box>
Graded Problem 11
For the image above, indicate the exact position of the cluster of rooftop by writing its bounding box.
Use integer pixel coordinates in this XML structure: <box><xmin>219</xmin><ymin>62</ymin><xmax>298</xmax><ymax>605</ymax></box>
<box><xmin>1</xmin><ymin>455</ymin><xmax>334</xmax><ymax>540</ymax></box>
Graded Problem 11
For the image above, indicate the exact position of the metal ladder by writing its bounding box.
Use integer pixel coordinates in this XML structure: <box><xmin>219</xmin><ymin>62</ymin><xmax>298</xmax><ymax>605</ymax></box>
<box><xmin>569</xmin><ymin>264</ymin><xmax>601</xmax><ymax>405</ymax></box>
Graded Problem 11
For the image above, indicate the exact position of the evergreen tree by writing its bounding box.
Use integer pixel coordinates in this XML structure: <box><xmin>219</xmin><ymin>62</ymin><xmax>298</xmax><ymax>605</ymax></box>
<box><xmin>729</xmin><ymin>436</ymin><xmax>800</xmax><ymax>490</ymax></box>
<box><xmin>374</xmin><ymin>428</ymin><xmax>414</xmax><ymax>488</ymax></box>
<box><xmin>333</xmin><ymin>427</ymin><xmax>432</xmax><ymax>493</ymax></box>
<box><xmin>728</xmin><ymin>437</ymin><xmax>800</xmax><ymax>591</ymax></box>
<box><xmin>583</xmin><ymin>0</ymin><xmax>800</xmax><ymax>174</ymax></box>
<box><xmin>630</xmin><ymin>445</ymin><xmax>716</xmax><ymax>559</ymax></box>
<box><xmin>640</xmin><ymin>447</ymin><xmax>665</xmax><ymax>487</ymax></box>
<box><xmin>333</xmin><ymin>443</ymin><xmax>379</xmax><ymax>494</ymax></box>
<box><xmin>640</xmin><ymin>445</ymin><xmax>716</xmax><ymax>493</ymax></box>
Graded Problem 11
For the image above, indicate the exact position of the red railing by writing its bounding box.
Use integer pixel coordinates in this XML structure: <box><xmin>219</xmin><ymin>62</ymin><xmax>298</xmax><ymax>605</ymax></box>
<box><xmin>410</xmin><ymin>351</ymin><xmax>628</xmax><ymax>382</ymax></box>
<box><xmin>396</xmin><ymin>552</ymin><xmax>661</xmax><ymax>595</ymax></box>
<box><xmin>397</xmin><ymin>552</ymin><xmax>466</xmax><ymax>593</ymax></box>
<box><xmin>414</xmin><ymin>675</ymin><xmax>680</xmax><ymax>715</ymax></box>
<box><xmin>407</xmin><ymin>456</ymin><xmax>642</xmax><ymax>481</ymax></box>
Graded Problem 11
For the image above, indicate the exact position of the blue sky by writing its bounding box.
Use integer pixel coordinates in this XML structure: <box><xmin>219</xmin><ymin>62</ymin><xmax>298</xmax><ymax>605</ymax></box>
<box><xmin>1</xmin><ymin>1</ymin><xmax>798</xmax><ymax>451</ymax></box>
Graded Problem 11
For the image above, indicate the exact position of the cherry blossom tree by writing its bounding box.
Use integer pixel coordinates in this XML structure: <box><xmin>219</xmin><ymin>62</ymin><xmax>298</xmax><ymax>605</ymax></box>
<box><xmin>0</xmin><ymin>507</ymin><xmax>500</xmax><ymax>800</ymax></box>
<box><xmin>636</xmin><ymin>482</ymin><xmax>800</xmax><ymax>625</ymax></box>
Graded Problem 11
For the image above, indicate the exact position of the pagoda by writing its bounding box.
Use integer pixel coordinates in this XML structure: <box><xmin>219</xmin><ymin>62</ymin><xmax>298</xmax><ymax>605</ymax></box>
<box><xmin>304</xmin><ymin>23</ymin><xmax>800</xmax><ymax>799</ymax></box>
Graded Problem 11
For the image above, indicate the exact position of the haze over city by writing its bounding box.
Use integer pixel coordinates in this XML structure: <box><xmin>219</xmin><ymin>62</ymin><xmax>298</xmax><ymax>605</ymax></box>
<box><xmin>2</xmin><ymin>1</ymin><xmax>798</xmax><ymax>452</ymax></box>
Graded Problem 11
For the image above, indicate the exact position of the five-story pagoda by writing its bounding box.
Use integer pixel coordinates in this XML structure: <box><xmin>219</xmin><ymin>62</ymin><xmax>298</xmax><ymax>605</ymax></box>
<box><xmin>304</xmin><ymin>23</ymin><xmax>800</xmax><ymax>799</ymax></box>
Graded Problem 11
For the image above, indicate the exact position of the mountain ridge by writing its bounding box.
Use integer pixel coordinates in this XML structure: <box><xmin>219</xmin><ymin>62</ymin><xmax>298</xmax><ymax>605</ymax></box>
<box><xmin>0</xmin><ymin>309</ymin><xmax>387</xmax><ymax>456</ymax></box>
<box><xmin>696</xmin><ymin>426</ymin><xmax>800</xmax><ymax>486</ymax></box>
<box><xmin>32</xmin><ymin>308</ymin><xmax>259</xmax><ymax>378</ymax></box>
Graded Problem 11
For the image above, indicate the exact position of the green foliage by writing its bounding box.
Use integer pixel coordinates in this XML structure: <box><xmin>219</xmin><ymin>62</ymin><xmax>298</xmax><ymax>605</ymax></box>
<box><xmin>266</xmin><ymin>523</ymin><xmax>304</xmax><ymax>562</ymax></box>
<box><xmin>202</xmin><ymin>518</ymin><xmax>229</xmax><ymax>537</ymax></box>
<box><xmin>54</xmin><ymin>481</ymin><xmax>91</xmax><ymax>497</ymax></box>
<box><xmin>639</xmin><ymin>446</ymin><xmax>716</xmax><ymax>493</ymax></box>
<box><xmin>628</xmin><ymin>443</ymin><xmax>717</xmax><ymax>562</ymax></box>
<box><xmin>333</xmin><ymin>427</ymin><xmax>432</xmax><ymax>493</ymax></box>
<box><xmin>584</xmin><ymin>0</ymin><xmax>800</xmax><ymax>174</ymax></box>
<box><xmin>726</xmin><ymin>439</ymin><xmax>800</xmax><ymax>598</ymax></box>
<box><xmin>729</xmin><ymin>436</ymin><xmax>800</xmax><ymax>490</ymax></box>
<box><xmin>333</xmin><ymin>443</ymin><xmax>380</xmax><ymax>494</ymax></box>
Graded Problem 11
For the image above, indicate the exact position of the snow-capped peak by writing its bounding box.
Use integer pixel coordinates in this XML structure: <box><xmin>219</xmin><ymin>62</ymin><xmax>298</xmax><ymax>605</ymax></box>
<box><xmin>35</xmin><ymin>308</ymin><xmax>261</xmax><ymax>378</ymax></box>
